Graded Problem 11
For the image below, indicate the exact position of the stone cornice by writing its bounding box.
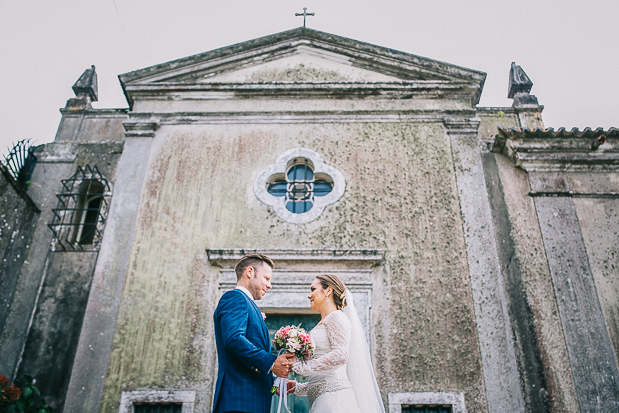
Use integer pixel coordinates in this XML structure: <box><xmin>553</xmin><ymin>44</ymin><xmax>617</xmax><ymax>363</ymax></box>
<box><xmin>493</xmin><ymin>127</ymin><xmax>619</xmax><ymax>172</ymax></box>
<box><xmin>126</xmin><ymin>110</ymin><xmax>477</xmax><ymax>125</ymax></box>
<box><xmin>122</xmin><ymin>118</ymin><xmax>160</xmax><ymax>138</ymax></box>
<box><xmin>123</xmin><ymin>81</ymin><xmax>481</xmax><ymax>104</ymax></box>
<box><xmin>59</xmin><ymin>108</ymin><xmax>128</xmax><ymax>117</ymax></box>
<box><xmin>443</xmin><ymin>118</ymin><xmax>481</xmax><ymax>134</ymax></box>
<box><xmin>207</xmin><ymin>248</ymin><xmax>385</xmax><ymax>267</ymax></box>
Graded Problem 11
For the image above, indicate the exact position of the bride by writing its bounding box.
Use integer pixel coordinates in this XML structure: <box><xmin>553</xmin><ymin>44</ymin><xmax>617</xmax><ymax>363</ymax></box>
<box><xmin>288</xmin><ymin>275</ymin><xmax>385</xmax><ymax>413</ymax></box>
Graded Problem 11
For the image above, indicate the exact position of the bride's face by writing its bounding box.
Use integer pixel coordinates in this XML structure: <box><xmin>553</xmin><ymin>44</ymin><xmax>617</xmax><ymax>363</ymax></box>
<box><xmin>308</xmin><ymin>278</ymin><xmax>330</xmax><ymax>312</ymax></box>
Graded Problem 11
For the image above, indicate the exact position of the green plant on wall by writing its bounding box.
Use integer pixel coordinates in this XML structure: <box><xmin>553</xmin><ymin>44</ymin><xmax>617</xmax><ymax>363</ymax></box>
<box><xmin>0</xmin><ymin>374</ymin><xmax>54</xmax><ymax>413</ymax></box>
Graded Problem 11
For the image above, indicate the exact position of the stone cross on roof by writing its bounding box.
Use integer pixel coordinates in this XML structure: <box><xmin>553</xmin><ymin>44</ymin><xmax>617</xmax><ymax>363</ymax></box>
<box><xmin>295</xmin><ymin>8</ymin><xmax>315</xmax><ymax>28</ymax></box>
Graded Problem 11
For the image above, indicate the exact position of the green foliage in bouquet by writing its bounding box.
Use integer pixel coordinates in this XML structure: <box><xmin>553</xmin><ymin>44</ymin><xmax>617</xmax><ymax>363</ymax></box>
<box><xmin>0</xmin><ymin>373</ymin><xmax>54</xmax><ymax>413</ymax></box>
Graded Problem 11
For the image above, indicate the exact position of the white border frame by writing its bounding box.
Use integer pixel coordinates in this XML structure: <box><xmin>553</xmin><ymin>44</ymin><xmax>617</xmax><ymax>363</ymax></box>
<box><xmin>388</xmin><ymin>392</ymin><xmax>467</xmax><ymax>413</ymax></box>
<box><xmin>254</xmin><ymin>148</ymin><xmax>346</xmax><ymax>224</ymax></box>
<box><xmin>119</xmin><ymin>390</ymin><xmax>196</xmax><ymax>413</ymax></box>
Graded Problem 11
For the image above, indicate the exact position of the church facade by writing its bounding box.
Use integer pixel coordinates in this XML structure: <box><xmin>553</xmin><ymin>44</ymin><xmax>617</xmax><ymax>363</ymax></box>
<box><xmin>1</xmin><ymin>28</ymin><xmax>618</xmax><ymax>413</ymax></box>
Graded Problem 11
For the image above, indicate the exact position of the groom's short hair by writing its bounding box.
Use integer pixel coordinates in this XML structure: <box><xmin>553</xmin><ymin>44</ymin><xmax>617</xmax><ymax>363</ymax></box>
<box><xmin>235</xmin><ymin>254</ymin><xmax>275</xmax><ymax>280</ymax></box>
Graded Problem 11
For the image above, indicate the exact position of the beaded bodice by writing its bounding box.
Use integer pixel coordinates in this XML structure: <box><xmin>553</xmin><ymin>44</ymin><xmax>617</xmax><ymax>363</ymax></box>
<box><xmin>293</xmin><ymin>311</ymin><xmax>352</xmax><ymax>403</ymax></box>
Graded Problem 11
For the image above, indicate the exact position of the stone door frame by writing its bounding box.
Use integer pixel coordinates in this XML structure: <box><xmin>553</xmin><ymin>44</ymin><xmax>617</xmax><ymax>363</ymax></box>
<box><xmin>207</xmin><ymin>249</ymin><xmax>384</xmax><ymax>342</ymax></box>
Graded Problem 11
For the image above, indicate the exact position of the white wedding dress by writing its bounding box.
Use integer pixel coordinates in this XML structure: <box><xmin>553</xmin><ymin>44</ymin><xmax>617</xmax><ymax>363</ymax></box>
<box><xmin>292</xmin><ymin>310</ymin><xmax>362</xmax><ymax>413</ymax></box>
<box><xmin>292</xmin><ymin>290</ymin><xmax>386</xmax><ymax>413</ymax></box>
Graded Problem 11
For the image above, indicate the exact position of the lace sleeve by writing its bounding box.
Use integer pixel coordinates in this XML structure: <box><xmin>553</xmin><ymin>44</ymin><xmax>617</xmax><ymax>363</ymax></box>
<box><xmin>293</xmin><ymin>311</ymin><xmax>351</xmax><ymax>375</ymax></box>
<box><xmin>294</xmin><ymin>380</ymin><xmax>308</xmax><ymax>396</ymax></box>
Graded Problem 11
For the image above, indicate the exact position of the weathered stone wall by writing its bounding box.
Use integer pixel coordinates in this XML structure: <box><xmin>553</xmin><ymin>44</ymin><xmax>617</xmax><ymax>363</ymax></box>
<box><xmin>16</xmin><ymin>251</ymin><xmax>99</xmax><ymax>409</ymax></box>
<box><xmin>477</xmin><ymin>109</ymin><xmax>581</xmax><ymax>411</ymax></box>
<box><xmin>569</xmin><ymin>173</ymin><xmax>619</xmax><ymax>369</ymax></box>
<box><xmin>0</xmin><ymin>107</ymin><xmax>126</xmax><ymax>411</ymax></box>
<box><xmin>489</xmin><ymin>121</ymin><xmax>619</xmax><ymax>411</ymax></box>
<box><xmin>99</xmin><ymin>121</ymin><xmax>487</xmax><ymax>412</ymax></box>
<box><xmin>14</xmin><ymin>140</ymin><xmax>125</xmax><ymax>412</ymax></box>
<box><xmin>0</xmin><ymin>158</ymin><xmax>74</xmax><ymax>381</ymax></box>
<box><xmin>531</xmin><ymin>172</ymin><xmax>619</xmax><ymax>412</ymax></box>
<box><xmin>0</xmin><ymin>166</ymin><xmax>39</xmax><ymax>343</ymax></box>
<box><xmin>482</xmin><ymin>154</ymin><xmax>578</xmax><ymax>412</ymax></box>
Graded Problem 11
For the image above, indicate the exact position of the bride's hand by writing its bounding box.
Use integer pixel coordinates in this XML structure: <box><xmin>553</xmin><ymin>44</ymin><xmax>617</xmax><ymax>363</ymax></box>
<box><xmin>275</xmin><ymin>380</ymin><xmax>296</xmax><ymax>395</ymax></box>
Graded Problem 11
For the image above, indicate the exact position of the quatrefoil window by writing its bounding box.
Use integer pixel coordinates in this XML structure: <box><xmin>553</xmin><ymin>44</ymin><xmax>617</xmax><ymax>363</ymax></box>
<box><xmin>267</xmin><ymin>158</ymin><xmax>334</xmax><ymax>214</ymax></box>
<box><xmin>254</xmin><ymin>148</ymin><xmax>345</xmax><ymax>224</ymax></box>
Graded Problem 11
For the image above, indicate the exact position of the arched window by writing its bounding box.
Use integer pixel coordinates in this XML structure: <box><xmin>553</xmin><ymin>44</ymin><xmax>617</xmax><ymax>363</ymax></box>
<box><xmin>69</xmin><ymin>180</ymin><xmax>105</xmax><ymax>245</ymax></box>
<box><xmin>48</xmin><ymin>165</ymin><xmax>111</xmax><ymax>251</ymax></box>
<box><xmin>267</xmin><ymin>158</ymin><xmax>333</xmax><ymax>214</ymax></box>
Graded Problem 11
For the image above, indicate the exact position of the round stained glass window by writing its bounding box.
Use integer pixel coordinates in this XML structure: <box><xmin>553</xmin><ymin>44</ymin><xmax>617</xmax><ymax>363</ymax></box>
<box><xmin>267</xmin><ymin>158</ymin><xmax>333</xmax><ymax>214</ymax></box>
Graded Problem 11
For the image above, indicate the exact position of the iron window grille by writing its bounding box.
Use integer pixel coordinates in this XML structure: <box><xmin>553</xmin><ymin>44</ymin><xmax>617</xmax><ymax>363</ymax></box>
<box><xmin>132</xmin><ymin>403</ymin><xmax>183</xmax><ymax>413</ymax></box>
<box><xmin>402</xmin><ymin>406</ymin><xmax>453</xmax><ymax>413</ymax></box>
<box><xmin>2</xmin><ymin>138</ymin><xmax>37</xmax><ymax>191</ymax></box>
<box><xmin>266</xmin><ymin>158</ymin><xmax>333</xmax><ymax>214</ymax></box>
<box><xmin>48</xmin><ymin>165</ymin><xmax>112</xmax><ymax>251</ymax></box>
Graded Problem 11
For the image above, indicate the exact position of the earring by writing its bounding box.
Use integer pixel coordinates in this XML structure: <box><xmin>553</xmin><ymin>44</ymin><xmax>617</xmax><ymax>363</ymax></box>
<box><xmin>326</xmin><ymin>295</ymin><xmax>330</xmax><ymax>303</ymax></box>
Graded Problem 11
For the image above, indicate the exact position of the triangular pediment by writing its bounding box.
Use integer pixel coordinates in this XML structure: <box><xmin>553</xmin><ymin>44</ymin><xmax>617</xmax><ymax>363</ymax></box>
<box><xmin>197</xmin><ymin>51</ymin><xmax>403</xmax><ymax>83</ymax></box>
<box><xmin>119</xmin><ymin>28</ymin><xmax>486</xmax><ymax>104</ymax></box>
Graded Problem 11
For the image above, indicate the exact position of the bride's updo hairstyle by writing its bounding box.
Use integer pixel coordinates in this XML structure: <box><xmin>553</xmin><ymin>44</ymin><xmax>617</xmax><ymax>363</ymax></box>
<box><xmin>316</xmin><ymin>274</ymin><xmax>347</xmax><ymax>310</ymax></box>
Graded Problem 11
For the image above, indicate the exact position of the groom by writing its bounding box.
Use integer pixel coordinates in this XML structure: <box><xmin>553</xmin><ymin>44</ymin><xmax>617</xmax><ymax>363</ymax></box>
<box><xmin>212</xmin><ymin>253</ymin><xmax>296</xmax><ymax>413</ymax></box>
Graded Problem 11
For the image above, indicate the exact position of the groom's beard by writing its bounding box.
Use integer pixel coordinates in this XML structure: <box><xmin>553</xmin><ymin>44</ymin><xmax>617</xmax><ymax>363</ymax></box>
<box><xmin>248</xmin><ymin>282</ymin><xmax>267</xmax><ymax>300</ymax></box>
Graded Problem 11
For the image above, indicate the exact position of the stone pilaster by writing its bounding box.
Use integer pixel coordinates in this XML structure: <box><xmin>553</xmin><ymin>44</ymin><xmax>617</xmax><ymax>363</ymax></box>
<box><xmin>445</xmin><ymin>118</ymin><xmax>526</xmax><ymax>412</ymax></box>
<box><xmin>64</xmin><ymin>118</ymin><xmax>159</xmax><ymax>412</ymax></box>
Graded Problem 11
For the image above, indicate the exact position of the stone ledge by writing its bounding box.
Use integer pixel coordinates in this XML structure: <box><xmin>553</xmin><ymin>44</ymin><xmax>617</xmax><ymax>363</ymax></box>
<box><xmin>207</xmin><ymin>248</ymin><xmax>385</xmax><ymax>267</ymax></box>
<box><xmin>493</xmin><ymin>126</ymin><xmax>619</xmax><ymax>172</ymax></box>
<box><xmin>122</xmin><ymin>118</ymin><xmax>160</xmax><ymax>137</ymax></box>
<box><xmin>119</xmin><ymin>390</ymin><xmax>195</xmax><ymax>413</ymax></box>
<box><xmin>388</xmin><ymin>392</ymin><xmax>466</xmax><ymax>413</ymax></box>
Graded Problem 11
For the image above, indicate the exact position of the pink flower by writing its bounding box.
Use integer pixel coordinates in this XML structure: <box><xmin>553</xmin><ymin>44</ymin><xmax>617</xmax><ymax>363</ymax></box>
<box><xmin>261</xmin><ymin>312</ymin><xmax>266</xmax><ymax>320</ymax></box>
<box><xmin>273</xmin><ymin>325</ymin><xmax>314</xmax><ymax>361</ymax></box>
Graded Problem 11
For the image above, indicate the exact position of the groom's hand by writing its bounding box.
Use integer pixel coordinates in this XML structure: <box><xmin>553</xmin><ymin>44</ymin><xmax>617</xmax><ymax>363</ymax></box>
<box><xmin>272</xmin><ymin>353</ymin><xmax>296</xmax><ymax>378</ymax></box>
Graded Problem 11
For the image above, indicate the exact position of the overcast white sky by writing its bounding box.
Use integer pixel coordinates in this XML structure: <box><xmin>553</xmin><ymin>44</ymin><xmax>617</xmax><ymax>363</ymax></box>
<box><xmin>1</xmin><ymin>0</ymin><xmax>617</xmax><ymax>157</ymax></box>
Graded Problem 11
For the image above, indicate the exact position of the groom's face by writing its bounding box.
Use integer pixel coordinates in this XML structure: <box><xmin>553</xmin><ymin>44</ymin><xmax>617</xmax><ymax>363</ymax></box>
<box><xmin>248</xmin><ymin>263</ymin><xmax>273</xmax><ymax>300</ymax></box>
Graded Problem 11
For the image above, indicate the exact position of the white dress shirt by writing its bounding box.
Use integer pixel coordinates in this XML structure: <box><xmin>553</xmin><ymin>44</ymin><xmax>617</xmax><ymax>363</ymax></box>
<box><xmin>235</xmin><ymin>285</ymin><xmax>254</xmax><ymax>301</ymax></box>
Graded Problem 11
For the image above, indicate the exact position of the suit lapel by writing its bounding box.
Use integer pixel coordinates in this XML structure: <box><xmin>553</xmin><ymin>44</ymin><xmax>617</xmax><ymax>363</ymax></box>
<box><xmin>240</xmin><ymin>290</ymin><xmax>270</xmax><ymax>350</ymax></box>
<box><xmin>250</xmin><ymin>299</ymin><xmax>270</xmax><ymax>350</ymax></box>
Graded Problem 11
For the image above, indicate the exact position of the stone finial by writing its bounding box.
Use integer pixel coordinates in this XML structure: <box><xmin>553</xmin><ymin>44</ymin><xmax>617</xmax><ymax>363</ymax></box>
<box><xmin>65</xmin><ymin>65</ymin><xmax>98</xmax><ymax>110</ymax></box>
<box><xmin>508</xmin><ymin>62</ymin><xmax>533</xmax><ymax>99</ymax></box>
<box><xmin>72</xmin><ymin>65</ymin><xmax>98</xmax><ymax>101</ymax></box>
<box><xmin>508</xmin><ymin>62</ymin><xmax>539</xmax><ymax>112</ymax></box>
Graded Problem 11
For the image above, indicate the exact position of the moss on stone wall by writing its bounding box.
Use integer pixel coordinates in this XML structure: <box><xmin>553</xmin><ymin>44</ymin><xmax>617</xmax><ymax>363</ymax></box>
<box><xmin>102</xmin><ymin>121</ymin><xmax>486</xmax><ymax>412</ymax></box>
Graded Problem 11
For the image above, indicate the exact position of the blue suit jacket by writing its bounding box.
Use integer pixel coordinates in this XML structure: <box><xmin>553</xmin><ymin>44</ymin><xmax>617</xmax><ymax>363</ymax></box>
<box><xmin>213</xmin><ymin>289</ymin><xmax>277</xmax><ymax>413</ymax></box>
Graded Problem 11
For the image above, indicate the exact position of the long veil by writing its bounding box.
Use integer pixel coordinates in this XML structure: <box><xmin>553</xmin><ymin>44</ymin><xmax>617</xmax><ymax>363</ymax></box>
<box><xmin>343</xmin><ymin>290</ymin><xmax>386</xmax><ymax>413</ymax></box>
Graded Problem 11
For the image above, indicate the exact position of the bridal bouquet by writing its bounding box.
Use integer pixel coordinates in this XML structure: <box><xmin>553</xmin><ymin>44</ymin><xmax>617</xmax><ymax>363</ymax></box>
<box><xmin>271</xmin><ymin>324</ymin><xmax>314</xmax><ymax>411</ymax></box>
<box><xmin>272</xmin><ymin>325</ymin><xmax>315</xmax><ymax>362</ymax></box>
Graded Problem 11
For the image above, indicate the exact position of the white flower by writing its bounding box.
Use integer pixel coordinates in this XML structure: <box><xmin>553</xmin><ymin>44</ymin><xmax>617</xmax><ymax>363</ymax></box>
<box><xmin>288</xmin><ymin>329</ymin><xmax>298</xmax><ymax>337</ymax></box>
<box><xmin>287</xmin><ymin>338</ymin><xmax>302</xmax><ymax>351</ymax></box>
